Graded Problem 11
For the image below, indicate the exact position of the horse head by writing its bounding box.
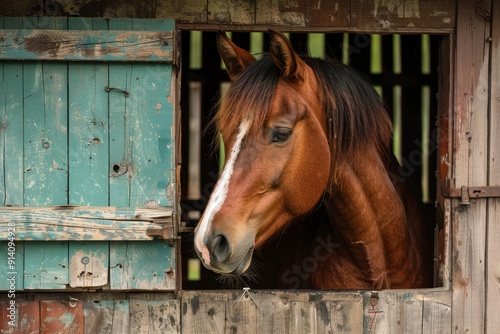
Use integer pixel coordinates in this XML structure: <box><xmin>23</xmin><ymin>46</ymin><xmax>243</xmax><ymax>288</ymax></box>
<box><xmin>193</xmin><ymin>30</ymin><xmax>331</xmax><ymax>275</ymax></box>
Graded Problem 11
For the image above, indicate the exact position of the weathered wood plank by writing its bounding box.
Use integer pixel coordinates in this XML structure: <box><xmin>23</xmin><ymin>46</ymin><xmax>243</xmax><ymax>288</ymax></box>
<box><xmin>180</xmin><ymin>290</ymin><xmax>448</xmax><ymax>333</ymax></box>
<box><xmin>107</xmin><ymin>19</ymin><xmax>174</xmax><ymax>208</ymax></box>
<box><xmin>22</xmin><ymin>18</ymin><xmax>68</xmax><ymax>207</ymax></box>
<box><xmin>108</xmin><ymin>86</ymin><xmax>131</xmax><ymax>206</ymax></box>
<box><xmin>0</xmin><ymin>0</ymin><xmax>40</xmax><ymax>17</ymax></box>
<box><xmin>128</xmin><ymin>20</ymin><xmax>174</xmax><ymax>207</ymax></box>
<box><xmin>327</xmin><ymin>297</ymin><xmax>363</xmax><ymax>333</ymax></box>
<box><xmin>487</xmin><ymin>1</ymin><xmax>500</xmax><ymax>332</ymax></box>
<box><xmin>422</xmin><ymin>291</ymin><xmax>452</xmax><ymax>333</ymax></box>
<box><xmin>364</xmin><ymin>290</ymin><xmax>451</xmax><ymax>333</ymax></box>
<box><xmin>0</xmin><ymin>60</ymin><xmax>5</xmax><ymax>205</ymax></box>
<box><xmin>225</xmin><ymin>292</ymin><xmax>258</xmax><ymax>334</ymax></box>
<box><xmin>60</xmin><ymin>0</ymin><xmax>103</xmax><ymax>17</ymax></box>
<box><xmin>287</xmin><ymin>292</ymin><xmax>363</xmax><ymax>333</ymax></box>
<box><xmin>452</xmin><ymin>1</ymin><xmax>491</xmax><ymax>333</ymax></box>
<box><xmin>0</xmin><ymin>241</ymin><xmax>24</xmax><ymax>290</ymax></box>
<box><xmin>181</xmin><ymin>291</ymin><xmax>363</xmax><ymax>333</ymax></box>
<box><xmin>83</xmin><ymin>300</ymin><xmax>129</xmax><ymax>334</ymax></box>
<box><xmin>158</xmin><ymin>0</ymin><xmax>208</xmax><ymax>23</ymax></box>
<box><xmin>69</xmin><ymin>241</ymin><xmax>109</xmax><ymax>288</ymax></box>
<box><xmin>257</xmin><ymin>298</ymin><xmax>289</xmax><ymax>333</ymax></box>
<box><xmin>0</xmin><ymin>0</ymin><xmax>458</xmax><ymax>30</ymax></box>
<box><xmin>0</xmin><ymin>29</ymin><xmax>174</xmax><ymax>62</ymax></box>
<box><xmin>256</xmin><ymin>0</ymin><xmax>306</xmax><ymax>26</ymax></box>
<box><xmin>0</xmin><ymin>52</ymin><xmax>24</xmax><ymax>206</ymax></box>
<box><xmin>129</xmin><ymin>299</ymin><xmax>180</xmax><ymax>333</ymax></box>
<box><xmin>403</xmin><ymin>0</ymin><xmax>455</xmax><ymax>28</ymax></box>
<box><xmin>0</xmin><ymin>301</ymin><xmax>40</xmax><ymax>333</ymax></box>
<box><xmin>67</xmin><ymin>60</ymin><xmax>109</xmax><ymax>205</ymax></box>
<box><xmin>20</xmin><ymin>17</ymin><xmax>68</xmax><ymax>206</ymax></box>
<box><xmin>108</xmin><ymin>20</ymin><xmax>134</xmax><ymax>208</ymax></box>
<box><xmin>24</xmin><ymin>241</ymin><xmax>69</xmax><ymax>289</ymax></box>
<box><xmin>23</xmin><ymin>60</ymin><xmax>69</xmax><ymax>205</ymax></box>
<box><xmin>40</xmin><ymin>300</ymin><xmax>84</xmax><ymax>334</ymax></box>
<box><xmin>109</xmin><ymin>239</ymin><xmax>176</xmax><ymax>290</ymax></box>
<box><xmin>125</xmin><ymin>62</ymin><xmax>174</xmax><ymax>207</ymax></box>
<box><xmin>354</xmin><ymin>0</ymin><xmax>404</xmax><ymax>30</ymax></box>
<box><xmin>0</xmin><ymin>206</ymin><xmax>173</xmax><ymax>241</ymax></box>
<box><xmin>305</xmin><ymin>0</ymin><xmax>351</xmax><ymax>27</ymax></box>
<box><xmin>101</xmin><ymin>30</ymin><xmax>135</xmax><ymax>194</ymax></box>
<box><xmin>124</xmin><ymin>19</ymin><xmax>175</xmax><ymax>36</ymax></box>
<box><xmin>208</xmin><ymin>0</ymin><xmax>255</xmax><ymax>25</ymax></box>
<box><xmin>354</xmin><ymin>0</ymin><xmax>455</xmax><ymax>30</ymax></box>
<box><xmin>436</xmin><ymin>33</ymin><xmax>453</xmax><ymax>289</ymax></box>
<box><xmin>0</xmin><ymin>290</ymin><xmax>452</xmax><ymax>331</ymax></box>
<box><xmin>181</xmin><ymin>292</ymin><xmax>227</xmax><ymax>334</ymax></box>
<box><xmin>103</xmin><ymin>0</ymin><xmax>156</xmax><ymax>18</ymax></box>
<box><xmin>0</xmin><ymin>17</ymin><xmax>24</xmax><ymax>206</ymax></box>
<box><xmin>68</xmin><ymin>19</ymin><xmax>110</xmax><ymax>207</ymax></box>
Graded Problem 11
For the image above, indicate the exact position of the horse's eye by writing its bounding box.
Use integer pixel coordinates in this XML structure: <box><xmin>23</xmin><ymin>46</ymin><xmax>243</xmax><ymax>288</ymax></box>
<box><xmin>272</xmin><ymin>128</ymin><xmax>292</xmax><ymax>143</ymax></box>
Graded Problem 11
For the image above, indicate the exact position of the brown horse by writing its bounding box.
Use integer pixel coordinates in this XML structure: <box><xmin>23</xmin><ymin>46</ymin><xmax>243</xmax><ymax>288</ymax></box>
<box><xmin>193</xmin><ymin>30</ymin><xmax>433</xmax><ymax>289</ymax></box>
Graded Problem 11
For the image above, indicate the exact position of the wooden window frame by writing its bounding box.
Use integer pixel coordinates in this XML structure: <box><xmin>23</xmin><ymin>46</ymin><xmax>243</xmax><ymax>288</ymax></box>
<box><xmin>176</xmin><ymin>23</ymin><xmax>455</xmax><ymax>331</ymax></box>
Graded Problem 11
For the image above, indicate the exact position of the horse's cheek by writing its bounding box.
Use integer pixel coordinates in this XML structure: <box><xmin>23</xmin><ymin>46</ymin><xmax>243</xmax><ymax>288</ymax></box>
<box><xmin>286</xmin><ymin>138</ymin><xmax>330</xmax><ymax>214</ymax></box>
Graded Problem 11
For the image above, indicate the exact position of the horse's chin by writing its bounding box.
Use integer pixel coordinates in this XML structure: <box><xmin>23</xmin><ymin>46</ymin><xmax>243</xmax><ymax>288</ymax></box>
<box><xmin>211</xmin><ymin>245</ymin><xmax>254</xmax><ymax>276</ymax></box>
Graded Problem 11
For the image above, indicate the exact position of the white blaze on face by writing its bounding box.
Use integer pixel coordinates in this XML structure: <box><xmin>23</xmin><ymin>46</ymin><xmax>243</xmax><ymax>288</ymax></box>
<box><xmin>194</xmin><ymin>120</ymin><xmax>251</xmax><ymax>266</ymax></box>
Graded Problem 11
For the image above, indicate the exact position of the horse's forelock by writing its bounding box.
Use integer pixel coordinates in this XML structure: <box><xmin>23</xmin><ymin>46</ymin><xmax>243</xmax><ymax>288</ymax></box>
<box><xmin>215</xmin><ymin>56</ymin><xmax>280</xmax><ymax>140</ymax></box>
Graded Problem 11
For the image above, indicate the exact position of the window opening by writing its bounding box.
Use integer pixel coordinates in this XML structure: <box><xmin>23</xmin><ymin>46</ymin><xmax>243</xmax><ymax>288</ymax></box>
<box><xmin>180</xmin><ymin>31</ymin><xmax>441</xmax><ymax>289</ymax></box>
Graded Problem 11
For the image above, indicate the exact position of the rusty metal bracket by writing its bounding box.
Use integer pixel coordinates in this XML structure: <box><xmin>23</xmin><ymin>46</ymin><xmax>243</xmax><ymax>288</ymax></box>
<box><xmin>444</xmin><ymin>186</ymin><xmax>500</xmax><ymax>204</ymax></box>
<box><xmin>146</xmin><ymin>224</ymin><xmax>174</xmax><ymax>241</ymax></box>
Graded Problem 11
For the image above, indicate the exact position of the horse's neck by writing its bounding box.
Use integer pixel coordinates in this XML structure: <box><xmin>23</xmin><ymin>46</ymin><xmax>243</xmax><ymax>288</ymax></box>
<box><xmin>324</xmin><ymin>147</ymin><xmax>410</xmax><ymax>288</ymax></box>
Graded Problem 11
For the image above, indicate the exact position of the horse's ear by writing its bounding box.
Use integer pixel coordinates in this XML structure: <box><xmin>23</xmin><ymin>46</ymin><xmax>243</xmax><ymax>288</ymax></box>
<box><xmin>217</xmin><ymin>31</ymin><xmax>256</xmax><ymax>80</ymax></box>
<box><xmin>269</xmin><ymin>29</ymin><xmax>306</xmax><ymax>80</ymax></box>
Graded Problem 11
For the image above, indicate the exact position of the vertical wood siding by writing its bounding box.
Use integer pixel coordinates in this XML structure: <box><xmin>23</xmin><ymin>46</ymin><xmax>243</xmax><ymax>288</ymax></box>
<box><xmin>486</xmin><ymin>2</ymin><xmax>500</xmax><ymax>333</ymax></box>
<box><xmin>452</xmin><ymin>1</ymin><xmax>492</xmax><ymax>333</ymax></box>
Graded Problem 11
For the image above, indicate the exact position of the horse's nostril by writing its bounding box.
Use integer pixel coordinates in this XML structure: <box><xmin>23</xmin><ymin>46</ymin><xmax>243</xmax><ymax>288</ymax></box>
<box><xmin>211</xmin><ymin>234</ymin><xmax>231</xmax><ymax>262</ymax></box>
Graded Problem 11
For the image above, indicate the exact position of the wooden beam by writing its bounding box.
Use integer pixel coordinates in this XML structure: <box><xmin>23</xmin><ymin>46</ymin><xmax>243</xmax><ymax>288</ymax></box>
<box><xmin>0</xmin><ymin>206</ymin><xmax>174</xmax><ymax>240</ymax></box>
<box><xmin>0</xmin><ymin>29</ymin><xmax>173</xmax><ymax>61</ymax></box>
<box><xmin>180</xmin><ymin>289</ymin><xmax>451</xmax><ymax>333</ymax></box>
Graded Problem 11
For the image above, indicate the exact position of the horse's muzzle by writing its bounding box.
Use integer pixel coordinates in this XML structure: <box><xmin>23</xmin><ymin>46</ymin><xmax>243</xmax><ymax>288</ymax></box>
<box><xmin>194</xmin><ymin>231</ymin><xmax>254</xmax><ymax>275</ymax></box>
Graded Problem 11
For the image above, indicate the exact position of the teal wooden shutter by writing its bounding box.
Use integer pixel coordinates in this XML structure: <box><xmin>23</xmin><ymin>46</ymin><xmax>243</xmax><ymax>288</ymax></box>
<box><xmin>0</xmin><ymin>17</ymin><xmax>177</xmax><ymax>291</ymax></box>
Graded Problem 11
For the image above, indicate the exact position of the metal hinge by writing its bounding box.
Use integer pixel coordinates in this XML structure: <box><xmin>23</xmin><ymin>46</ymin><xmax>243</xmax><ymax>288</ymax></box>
<box><xmin>444</xmin><ymin>186</ymin><xmax>500</xmax><ymax>204</ymax></box>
